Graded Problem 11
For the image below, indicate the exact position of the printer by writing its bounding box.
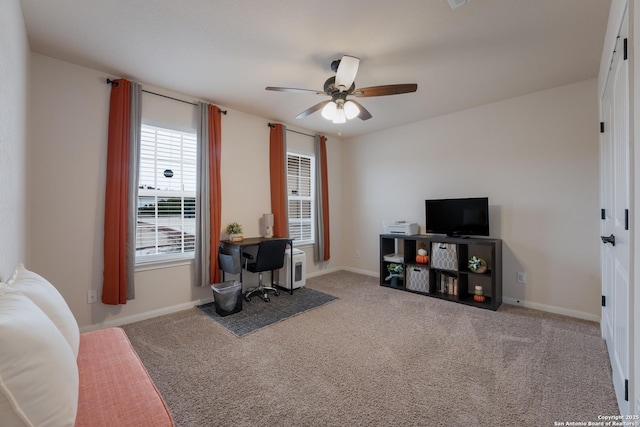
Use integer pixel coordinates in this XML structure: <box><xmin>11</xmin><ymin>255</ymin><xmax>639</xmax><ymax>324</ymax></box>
<box><xmin>383</xmin><ymin>221</ymin><xmax>419</xmax><ymax>236</ymax></box>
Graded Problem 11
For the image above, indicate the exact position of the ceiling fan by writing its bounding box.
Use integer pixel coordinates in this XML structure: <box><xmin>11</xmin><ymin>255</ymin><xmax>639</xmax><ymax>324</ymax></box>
<box><xmin>266</xmin><ymin>55</ymin><xmax>418</xmax><ymax>123</ymax></box>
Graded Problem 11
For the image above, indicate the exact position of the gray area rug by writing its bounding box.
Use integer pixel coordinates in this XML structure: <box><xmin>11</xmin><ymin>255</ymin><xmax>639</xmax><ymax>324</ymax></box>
<box><xmin>197</xmin><ymin>287</ymin><xmax>338</xmax><ymax>337</ymax></box>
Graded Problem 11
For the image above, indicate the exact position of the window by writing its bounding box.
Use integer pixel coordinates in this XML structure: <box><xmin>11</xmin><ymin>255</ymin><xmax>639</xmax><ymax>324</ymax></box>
<box><xmin>287</xmin><ymin>152</ymin><xmax>315</xmax><ymax>245</ymax></box>
<box><xmin>136</xmin><ymin>124</ymin><xmax>197</xmax><ymax>262</ymax></box>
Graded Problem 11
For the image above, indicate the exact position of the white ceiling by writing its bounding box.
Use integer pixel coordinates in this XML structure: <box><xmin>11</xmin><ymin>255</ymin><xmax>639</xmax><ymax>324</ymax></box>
<box><xmin>20</xmin><ymin>0</ymin><xmax>611</xmax><ymax>139</ymax></box>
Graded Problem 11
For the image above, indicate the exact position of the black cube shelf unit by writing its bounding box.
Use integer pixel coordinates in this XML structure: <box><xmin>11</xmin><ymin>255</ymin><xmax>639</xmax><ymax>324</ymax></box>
<box><xmin>380</xmin><ymin>234</ymin><xmax>502</xmax><ymax>311</ymax></box>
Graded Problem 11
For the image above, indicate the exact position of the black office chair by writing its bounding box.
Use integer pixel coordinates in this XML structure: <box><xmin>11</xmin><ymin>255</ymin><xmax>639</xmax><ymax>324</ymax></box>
<box><xmin>243</xmin><ymin>239</ymin><xmax>288</xmax><ymax>302</ymax></box>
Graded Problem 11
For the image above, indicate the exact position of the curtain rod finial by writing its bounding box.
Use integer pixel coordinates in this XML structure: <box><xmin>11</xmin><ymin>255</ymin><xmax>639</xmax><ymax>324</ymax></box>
<box><xmin>106</xmin><ymin>78</ymin><xmax>120</xmax><ymax>88</ymax></box>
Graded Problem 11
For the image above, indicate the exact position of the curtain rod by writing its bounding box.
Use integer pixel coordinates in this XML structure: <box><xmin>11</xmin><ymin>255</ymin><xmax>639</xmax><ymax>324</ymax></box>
<box><xmin>106</xmin><ymin>79</ymin><xmax>227</xmax><ymax>114</ymax></box>
<box><xmin>267</xmin><ymin>123</ymin><xmax>316</xmax><ymax>138</ymax></box>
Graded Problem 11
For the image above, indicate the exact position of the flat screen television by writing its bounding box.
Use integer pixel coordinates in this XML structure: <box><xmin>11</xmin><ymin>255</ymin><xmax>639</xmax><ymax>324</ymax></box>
<box><xmin>425</xmin><ymin>197</ymin><xmax>489</xmax><ymax>237</ymax></box>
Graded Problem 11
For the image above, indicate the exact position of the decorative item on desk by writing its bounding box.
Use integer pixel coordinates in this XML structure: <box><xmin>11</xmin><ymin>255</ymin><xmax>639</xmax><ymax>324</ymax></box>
<box><xmin>225</xmin><ymin>222</ymin><xmax>244</xmax><ymax>242</ymax></box>
<box><xmin>468</xmin><ymin>256</ymin><xmax>487</xmax><ymax>273</ymax></box>
<box><xmin>263</xmin><ymin>213</ymin><xmax>274</xmax><ymax>238</ymax></box>
<box><xmin>385</xmin><ymin>263</ymin><xmax>404</xmax><ymax>287</ymax></box>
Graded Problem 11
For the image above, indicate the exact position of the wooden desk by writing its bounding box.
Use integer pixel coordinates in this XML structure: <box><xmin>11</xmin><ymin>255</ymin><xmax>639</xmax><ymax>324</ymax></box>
<box><xmin>219</xmin><ymin>237</ymin><xmax>294</xmax><ymax>295</ymax></box>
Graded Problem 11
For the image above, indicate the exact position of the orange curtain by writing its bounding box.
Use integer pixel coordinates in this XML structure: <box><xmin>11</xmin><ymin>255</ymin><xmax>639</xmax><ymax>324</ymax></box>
<box><xmin>269</xmin><ymin>124</ymin><xmax>288</xmax><ymax>238</ymax></box>
<box><xmin>102</xmin><ymin>79</ymin><xmax>130</xmax><ymax>305</ymax></box>
<box><xmin>318</xmin><ymin>135</ymin><xmax>331</xmax><ymax>261</ymax></box>
<box><xmin>208</xmin><ymin>105</ymin><xmax>222</xmax><ymax>284</ymax></box>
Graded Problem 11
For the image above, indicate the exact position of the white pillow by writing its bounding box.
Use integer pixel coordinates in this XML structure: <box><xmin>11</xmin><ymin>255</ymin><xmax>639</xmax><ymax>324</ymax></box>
<box><xmin>6</xmin><ymin>263</ymin><xmax>79</xmax><ymax>357</ymax></box>
<box><xmin>0</xmin><ymin>289</ymin><xmax>79</xmax><ymax>427</ymax></box>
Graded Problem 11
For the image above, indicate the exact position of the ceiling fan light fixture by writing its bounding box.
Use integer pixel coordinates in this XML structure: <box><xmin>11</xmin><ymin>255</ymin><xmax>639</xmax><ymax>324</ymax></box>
<box><xmin>268</xmin><ymin>56</ymin><xmax>416</xmax><ymax>123</ymax></box>
<box><xmin>344</xmin><ymin>100</ymin><xmax>360</xmax><ymax>120</ymax></box>
<box><xmin>333</xmin><ymin>107</ymin><xmax>346</xmax><ymax>124</ymax></box>
<box><xmin>321</xmin><ymin>101</ymin><xmax>337</xmax><ymax>120</ymax></box>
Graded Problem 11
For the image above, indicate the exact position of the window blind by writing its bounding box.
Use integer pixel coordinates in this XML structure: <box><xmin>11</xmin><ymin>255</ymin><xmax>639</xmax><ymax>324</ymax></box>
<box><xmin>287</xmin><ymin>153</ymin><xmax>315</xmax><ymax>245</ymax></box>
<box><xmin>137</xmin><ymin>125</ymin><xmax>197</xmax><ymax>260</ymax></box>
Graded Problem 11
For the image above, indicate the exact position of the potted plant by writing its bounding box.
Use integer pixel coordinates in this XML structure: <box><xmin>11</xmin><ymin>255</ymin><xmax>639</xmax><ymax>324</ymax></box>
<box><xmin>385</xmin><ymin>263</ymin><xmax>404</xmax><ymax>287</ymax></box>
<box><xmin>225</xmin><ymin>222</ymin><xmax>243</xmax><ymax>242</ymax></box>
<box><xmin>468</xmin><ymin>256</ymin><xmax>487</xmax><ymax>273</ymax></box>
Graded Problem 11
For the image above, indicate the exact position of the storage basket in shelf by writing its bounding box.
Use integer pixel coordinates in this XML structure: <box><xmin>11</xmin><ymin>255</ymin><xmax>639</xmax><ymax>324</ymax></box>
<box><xmin>430</xmin><ymin>243</ymin><xmax>458</xmax><ymax>271</ymax></box>
<box><xmin>406</xmin><ymin>266</ymin><xmax>429</xmax><ymax>293</ymax></box>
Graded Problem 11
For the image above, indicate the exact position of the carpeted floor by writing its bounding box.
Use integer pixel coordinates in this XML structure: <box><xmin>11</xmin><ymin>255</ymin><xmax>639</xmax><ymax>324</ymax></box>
<box><xmin>122</xmin><ymin>271</ymin><xmax>619</xmax><ymax>426</ymax></box>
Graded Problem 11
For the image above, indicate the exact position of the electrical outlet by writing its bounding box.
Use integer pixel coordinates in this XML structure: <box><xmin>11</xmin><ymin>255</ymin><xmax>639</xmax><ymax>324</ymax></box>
<box><xmin>517</xmin><ymin>272</ymin><xmax>526</xmax><ymax>284</ymax></box>
<box><xmin>87</xmin><ymin>290</ymin><xmax>98</xmax><ymax>304</ymax></box>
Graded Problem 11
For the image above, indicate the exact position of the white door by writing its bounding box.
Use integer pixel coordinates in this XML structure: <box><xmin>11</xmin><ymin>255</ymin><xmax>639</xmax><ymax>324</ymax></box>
<box><xmin>601</xmin><ymin>12</ymin><xmax>631</xmax><ymax>415</ymax></box>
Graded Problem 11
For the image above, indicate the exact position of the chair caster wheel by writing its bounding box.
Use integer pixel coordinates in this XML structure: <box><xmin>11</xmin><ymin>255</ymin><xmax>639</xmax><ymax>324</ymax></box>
<box><xmin>245</xmin><ymin>296</ymin><xmax>251</xmax><ymax>302</ymax></box>
<box><xmin>264</xmin><ymin>297</ymin><xmax>270</xmax><ymax>302</ymax></box>
<box><xmin>274</xmin><ymin>292</ymin><xmax>280</xmax><ymax>297</ymax></box>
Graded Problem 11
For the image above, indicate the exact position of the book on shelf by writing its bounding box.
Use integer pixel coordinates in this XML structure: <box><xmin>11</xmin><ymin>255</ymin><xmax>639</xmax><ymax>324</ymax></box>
<box><xmin>436</xmin><ymin>271</ymin><xmax>458</xmax><ymax>296</ymax></box>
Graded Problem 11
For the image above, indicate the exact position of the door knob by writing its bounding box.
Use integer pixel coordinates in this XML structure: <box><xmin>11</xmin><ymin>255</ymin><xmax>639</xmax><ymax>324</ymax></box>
<box><xmin>601</xmin><ymin>234</ymin><xmax>616</xmax><ymax>246</ymax></box>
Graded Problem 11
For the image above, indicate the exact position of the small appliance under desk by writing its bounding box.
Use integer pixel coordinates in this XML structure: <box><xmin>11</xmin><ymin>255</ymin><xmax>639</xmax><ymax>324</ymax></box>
<box><xmin>219</xmin><ymin>237</ymin><xmax>295</xmax><ymax>295</ymax></box>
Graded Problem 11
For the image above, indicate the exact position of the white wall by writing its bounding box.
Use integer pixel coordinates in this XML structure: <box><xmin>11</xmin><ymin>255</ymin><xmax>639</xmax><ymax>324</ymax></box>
<box><xmin>28</xmin><ymin>53</ymin><xmax>343</xmax><ymax>329</ymax></box>
<box><xmin>0</xmin><ymin>0</ymin><xmax>29</xmax><ymax>280</ymax></box>
<box><xmin>24</xmin><ymin>34</ymin><xmax>599</xmax><ymax>326</ymax></box>
<box><xmin>341</xmin><ymin>79</ymin><xmax>601</xmax><ymax>320</ymax></box>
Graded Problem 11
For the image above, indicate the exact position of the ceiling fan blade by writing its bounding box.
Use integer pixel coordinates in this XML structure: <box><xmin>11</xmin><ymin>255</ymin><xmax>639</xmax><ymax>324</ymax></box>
<box><xmin>335</xmin><ymin>55</ymin><xmax>360</xmax><ymax>91</ymax></box>
<box><xmin>353</xmin><ymin>84</ymin><xmax>418</xmax><ymax>97</ymax></box>
<box><xmin>348</xmin><ymin>99</ymin><xmax>372</xmax><ymax>121</ymax></box>
<box><xmin>296</xmin><ymin>100</ymin><xmax>331</xmax><ymax>119</ymax></box>
<box><xmin>266</xmin><ymin>86</ymin><xmax>325</xmax><ymax>95</ymax></box>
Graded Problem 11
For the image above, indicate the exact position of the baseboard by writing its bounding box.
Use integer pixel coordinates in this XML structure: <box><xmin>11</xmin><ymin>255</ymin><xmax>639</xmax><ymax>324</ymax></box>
<box><xmin>80</xmin><ymin>269</ymin><xmax>347</xmax><ymax>332</ymax></box>
<box><xmin>305</xmin><ymin>266</ymin><xmax>343</xmax><ymax>279</ymax></box>
<box><xmin>79</xmin><ymin>271</ymin><xmax>598</xmax><ymax>332</ymax></box>
<box><xmin>328</xmin><ymin>271</ymin><xmax>600</xmax><ymax>322</ymax></box>
<box><xmin>79</xmin><ymin>298</ymin><xmax>214</xmax><ymax>333</ymax></box>
<box><xmin>502</xmin><ymin>297</ymin><xmax>600</xmax><ymax>323</ymax></box>
<box><xmin>339</xmin><ymin>266</ymin><xmax>378</xmax><ymax>277</ymax></box>
<box><xmin>332</xmin><ymin>269</ymin><xmax>600</xmax><ymax>323</ymax></box>
<box><xmin>306</xmin><ymin>266</ymin><xmax>379</xmax><ymax>278</ymax></box>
